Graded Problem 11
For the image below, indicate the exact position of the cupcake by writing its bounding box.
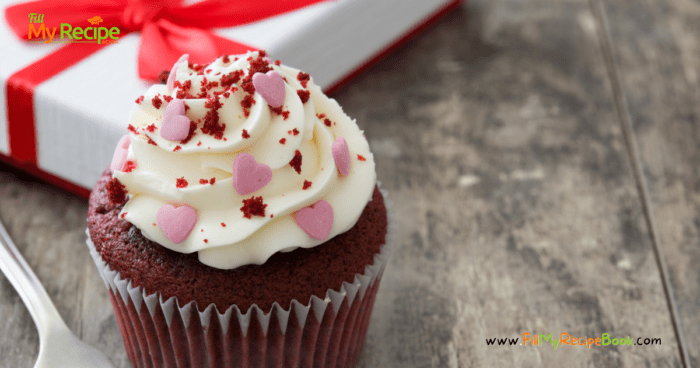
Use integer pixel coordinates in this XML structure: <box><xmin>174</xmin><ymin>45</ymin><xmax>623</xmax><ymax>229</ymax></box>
<box><xmin>87</xmin><ymin>51</ymin><xmax>394</xmax><ymax>368</ymax></box>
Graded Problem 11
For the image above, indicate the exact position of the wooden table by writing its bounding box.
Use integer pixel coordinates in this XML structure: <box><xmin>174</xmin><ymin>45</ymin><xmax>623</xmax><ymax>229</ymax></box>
<box><xmin>1</xmin><ymin>0</ymin><xmax>697</xmax><ymax>366</ymax></box>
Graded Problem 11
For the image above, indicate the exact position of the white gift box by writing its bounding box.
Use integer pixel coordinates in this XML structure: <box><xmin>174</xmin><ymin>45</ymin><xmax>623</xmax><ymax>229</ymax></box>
<box><xmin>0</xmin><ymin>0</ymin><xmax>461</xmax><ymax>197</ymax></box>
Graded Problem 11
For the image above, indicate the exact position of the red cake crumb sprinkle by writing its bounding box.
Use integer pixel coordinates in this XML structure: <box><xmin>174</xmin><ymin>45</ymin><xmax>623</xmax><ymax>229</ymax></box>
<box><xmin>220</xmin><ymin>71</ymin><xmax>241</xmax><ymax>89</ymax></box>
<box><xmin>258</xmin><ymin>50</ymin><xmax>267</xmax><ymax>57</ymax></box>
<box><xmin>221</xmin><ymin>222</ymin><xmax>226</xmax><ymax>227</ymax></box>
<box><xmin>204</xmin><ymin>94</ymin><xmax>223</xmax><ymax>110</ymax></box>
<box><xmin>241</xmin><ymin>78</ymin><xmax>255</xmax><ymax>95</ymax></box>
<box><xmin>173</xmin><ymin>145</ymin><xmax>182</xmax><ymax>152</ymax></box>
<box><xmin>292</xmin><ymin>128</ymin><xmax>299</xmax><ymax>136</ymax></box>
<box><xmin>121</xmin><ymin>212</ymin><xmax>127</xmax><ymax>219</ymax></box>
<box><xmin>153</xmin><ymin>223</ymin><xmax>156</xmax><ymax>226</ymax></box>
<box><xmin>316</xmin><ymin>113</ymin><xmax>326</xmax><ymax>119</ymax></box>
<box><xmin>222</xmin><ymin>55</ymin><xmax>230</xmax><ymax>64</ymax></box>
<box><xmin>201</xmin><ymin>95</ymin><xmax>226</xmax><ymax>139</ymax></box>
<box><xmin>270</xmin><ymin>214</ymin><xmax>274</xmax><ymax>218</ymax></box>
<box><xmin>240</xmin><ymin>196</ymin><xmax>267</xmax><ymax>219</ymax></box>
<box><xmin>203</xmin><ymin>80</ymin><xmax>219</xmax><ymax>93</ymax></box>
<box><xmin>297</xmin><ymin>71</ymin><xmax>310</xmax><ymax>88</ymax></box>
<box><xmin>357</xmin><ymin>154</ymin><xmax>366</xmax><ymax>161</ymax></box>
<box><xmin>223</xmin><ymin>138</ymin><xmax>228</xmax><ymax>141</ymax></box>
<box><xmin>297</xmin><ymin>89</ymin><xmax>310</xmax><ymax>103</ymax></box>
<box><xmin>184</xmin><ymin>102</ymin><xmax>190</xmax><ymax>112</ymax></box>
<box><xmin>241</xmin><ymin>94</ymin><xmax>256</xmax><ymax>116</ymax></box>
<box><xmin>210</xmin><ymin>177</ymin><xmax>216</xmax><ymax>185</ymax></box>
<box><xmin>204</xmin><ymin>239</ymin><xmax>208</xmax><ymax>243</ymax></box>
<box><xmin>147</xmin><ymin>136</ymin><xmax>158</xmax><ymax>146</ymax></box>
<box><xmin>242</xmin><ymin>129</ymin><xmax>250</xmax><ymax>139</ymax></box>
<box><xmin>179</xmin><ymin>121</ymin><xmax>197</xmax><ymax>144</ymax></box>
<box><xmin>163</xmin><ymin>95</ymin><xmax>173</xmax><ymax>103</ymax></box>
<box><xmin>200</xmin><ymin>179</ymin><xmax>209</xmax><ymax>184</ymax></box>
<box><xmin>324</xmin><ymin>118</ymin><xmax>332</xmax><ymax>127</ymax></box>
<box><xmin>123</xmin><ymin>160</ymin><xmax>137</xmax><ymax>173</ymax></box>
<box><xmin>269</xmin><ymin>106</ymin><xmax>290</xmax><ymax>120</ymax></box>
<box><xmin>241</xmin><ymin>94</ymin><xmax>256</xmax><ymax>108</ymax></box>
<box><xmin>197</xmin><ymin>141</ymin><xmax>202</xmax><ymax>146</ymax></box>
<box><xmin>201</xmin><ymin>229</ymin><xmax>204</xmax><ymax>232</ymax></box>
<box><xmin>289</xmin><ymin>150</ymin><xmax>302</xmax><ymax>174</ymax></box>
<box><xmin>106</xmin><ymin>177</ymin><xmax>127</xmax><ymax>204</ymax></box>
<box><xmin>279</xmin><ymin>138</ymin><xmax>286</xmax><ymax>144</ymax></box>
<box><xmin>303</xmin><ymin>180</ymin><xmax>312</xmax><ymax>190</ymax></box>
<box><xmin>176</xmin><ymin>80</ymin><xmax>194</xmax><ymax>99</ymax></box>
<box><xmin>135</xmin><ymin>96</ymin><xmax>145</xmax><ymax>104</ymax></box>
<box><xmin>152</xmin><ymin>95</ymin><xmax>163</xmax><ymax>109</ymax></box>
<box><xmin>127</xmin><ymin>124</ymin><xmax>139</xmax><ymax>135</ymax></box>
<box><xmin>188</xmin><ymin>61</ymin><xmax>205</xmax><ymax>73</ymax></box>
<box><xmin>176</xmin><ymin>177</ymin><xmax>188</xmax><ymax>188</ymax></box>
<box><xmin>156</xmin><ymin>70</ymin><xmax>170</xmax><ymax>84</ymax></box>
<box><xmin>275</xmin><ymin>60</ymin><xmax>281</xmax><ymax>66</ymax></box>
<box><xmin>146</xmin><ymin>124</ymin><xmax>156</xmax><ymax>132</ymax></box>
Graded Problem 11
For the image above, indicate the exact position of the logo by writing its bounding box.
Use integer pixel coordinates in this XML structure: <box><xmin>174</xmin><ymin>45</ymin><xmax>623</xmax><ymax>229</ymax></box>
<box><xmin>87</xmin><ymin>16</ymin><xmax>104</xmax><ymax>26</ymax></box>
<box><xmin>27</xmin><ymin>13</ymin><xmax>119</xmax><ymax>44</ymax></box>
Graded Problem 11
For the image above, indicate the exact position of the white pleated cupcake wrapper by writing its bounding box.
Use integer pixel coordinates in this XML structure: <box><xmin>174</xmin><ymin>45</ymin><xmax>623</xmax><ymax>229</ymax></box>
<box><xmin>85</xmin><ymin>184</ymin><xmax>395</xmax><ymax>339</ymax></box>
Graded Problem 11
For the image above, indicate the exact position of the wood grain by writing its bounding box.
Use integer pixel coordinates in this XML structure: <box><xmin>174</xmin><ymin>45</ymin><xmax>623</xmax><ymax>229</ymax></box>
<box><xmin>0</xmin><ymin>168</ymin><xmax>129</xmax><ymax>367</ymax></box>
<box><xmin>337</xmin><ymin>0</ymin><xmax>682</xmax><ymax>366</ymax></box>
<box><xmin>598</xmin><ymin>0</ymin><xmax>700</xmax><ymax>366</ymax></box>
<box><xmin>0</xmin><ymin>0</ymin><xmax>692</xmax><ymax>367</ymax></box>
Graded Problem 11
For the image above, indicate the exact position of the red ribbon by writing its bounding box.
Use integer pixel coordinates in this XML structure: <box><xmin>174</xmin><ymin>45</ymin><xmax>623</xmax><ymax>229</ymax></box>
<box><xmin>4</xmin><ymin>0</ymin><xmax>325</xmax><ymax>164</ymax></box>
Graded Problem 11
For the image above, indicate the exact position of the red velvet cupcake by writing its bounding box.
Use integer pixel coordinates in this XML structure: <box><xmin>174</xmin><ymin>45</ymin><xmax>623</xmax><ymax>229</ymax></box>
<box><xmin>86</xmin><ymin>51</ymin><xmax>394</xmax><ymax>368</ymax></box>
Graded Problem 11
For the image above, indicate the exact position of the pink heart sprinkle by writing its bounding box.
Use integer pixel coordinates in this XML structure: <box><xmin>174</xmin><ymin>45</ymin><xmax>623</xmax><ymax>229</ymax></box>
<box><xmin>295</xmin><ymin>200</ymin><xmax>334</xmax><ymax>241</ymax></box>
<box><xmin>232</xmin><ymin>153</ymin><xmax>272</xmax><ymax>195</ymax></box>
<box><xmin>110</xmin><ymin>135</ymin><xmax>130</xmax><ymax>171</ymax></box>
<box><xmin>160</xmin><ymin>99</ymin><xmax>190</xmax><ymax>141</ymax></box>
<box><xmin>157</xmin><ymin>204</ymin><xmax>197</xmax><ymax>244</ymax></box>
<box><xmin>252</xmin><ymin>70</ymin><xmax>285</xmax><ymax>108</ymax></box>
<box><xmin>332</xmin><ymin>137</ymin><xmax>351</xmax><ymax>176</ymax></box>
<box><xmin>167</xmin><ymin>54</ymin><xmax>189</xmax><ymax>91</ymax></box>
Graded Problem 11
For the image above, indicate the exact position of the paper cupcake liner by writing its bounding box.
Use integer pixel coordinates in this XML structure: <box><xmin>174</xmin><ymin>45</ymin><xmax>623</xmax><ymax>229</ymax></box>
<box><xmin>86</xmin><ymin>185</ymin><xmax>395</xmax><ymax>368</ymax></box>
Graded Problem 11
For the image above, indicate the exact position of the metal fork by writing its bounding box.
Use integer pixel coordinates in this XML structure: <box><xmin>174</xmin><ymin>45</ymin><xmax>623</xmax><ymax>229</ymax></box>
<box><xmin>0</xmin><ymin>217</ymin><xmax>114</xmax><ymax>368</ymax></box>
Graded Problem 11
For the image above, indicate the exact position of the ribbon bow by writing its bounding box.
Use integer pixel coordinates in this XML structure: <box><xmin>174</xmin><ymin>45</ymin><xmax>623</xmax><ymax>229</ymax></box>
<box><xmin>3</xmin><ymin>0</ymin><xmax>325</xmax><ymax>167</ymax></box>
<box><xmin>5</xmin><ymin>0</ymin><xmax>325</xmax><ymax>79</ymax></box>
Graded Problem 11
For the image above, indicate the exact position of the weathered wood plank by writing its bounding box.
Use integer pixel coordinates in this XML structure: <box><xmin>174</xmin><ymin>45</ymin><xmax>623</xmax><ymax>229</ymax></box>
<box><xmin>0</xmin><ymin>0</ymin><xmax>689</xmax><ymax>367</ymax></box>
<box><xmin>598</xmin><ymin>0</ymin><xmax>700</xmax><ymax>365</ymax></box>
<box><xmin>336</xmin><ymin>0</ymin><xmax>682</xmax><ymax>366</ymax></box>
<box><xmin>0</xmin><ymin>168</ymin><xmax>125</xmax><ymax>367</ymax></box>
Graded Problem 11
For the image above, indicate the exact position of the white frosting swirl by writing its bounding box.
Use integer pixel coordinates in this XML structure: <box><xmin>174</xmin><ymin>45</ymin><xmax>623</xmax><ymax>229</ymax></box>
<box><xmin>114</xmin><ymin>52</ymin><xmax>376</xmax><ymax>269</ymax></box>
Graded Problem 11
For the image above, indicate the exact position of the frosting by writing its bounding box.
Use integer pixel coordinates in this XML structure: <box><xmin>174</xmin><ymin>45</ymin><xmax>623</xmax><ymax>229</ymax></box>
<box><xmin>112</xmin><ymin>51</ymin><xmax>376</xmax><ymax>269</ymax></box>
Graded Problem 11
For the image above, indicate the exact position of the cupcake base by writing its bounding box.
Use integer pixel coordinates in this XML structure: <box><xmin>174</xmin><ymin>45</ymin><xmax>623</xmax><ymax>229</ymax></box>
<box><xmin>86</xmin><ymin>186</ymin><xmax>395</xmax><ymax>368</ymax></box>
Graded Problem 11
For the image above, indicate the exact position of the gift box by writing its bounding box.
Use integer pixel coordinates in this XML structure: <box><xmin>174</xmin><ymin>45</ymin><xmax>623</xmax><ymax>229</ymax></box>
<box><xmin>1</xmin><ymin>0</ymin><xmax>461</xmax><ymax>198</ymax></box>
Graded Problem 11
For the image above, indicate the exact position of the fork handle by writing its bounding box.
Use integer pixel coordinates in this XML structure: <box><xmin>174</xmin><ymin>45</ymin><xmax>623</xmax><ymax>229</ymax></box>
<box><xmin>0</xmin><ymin>219</ymin><xmax>67</xmax><ymax>339</ymax></box>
